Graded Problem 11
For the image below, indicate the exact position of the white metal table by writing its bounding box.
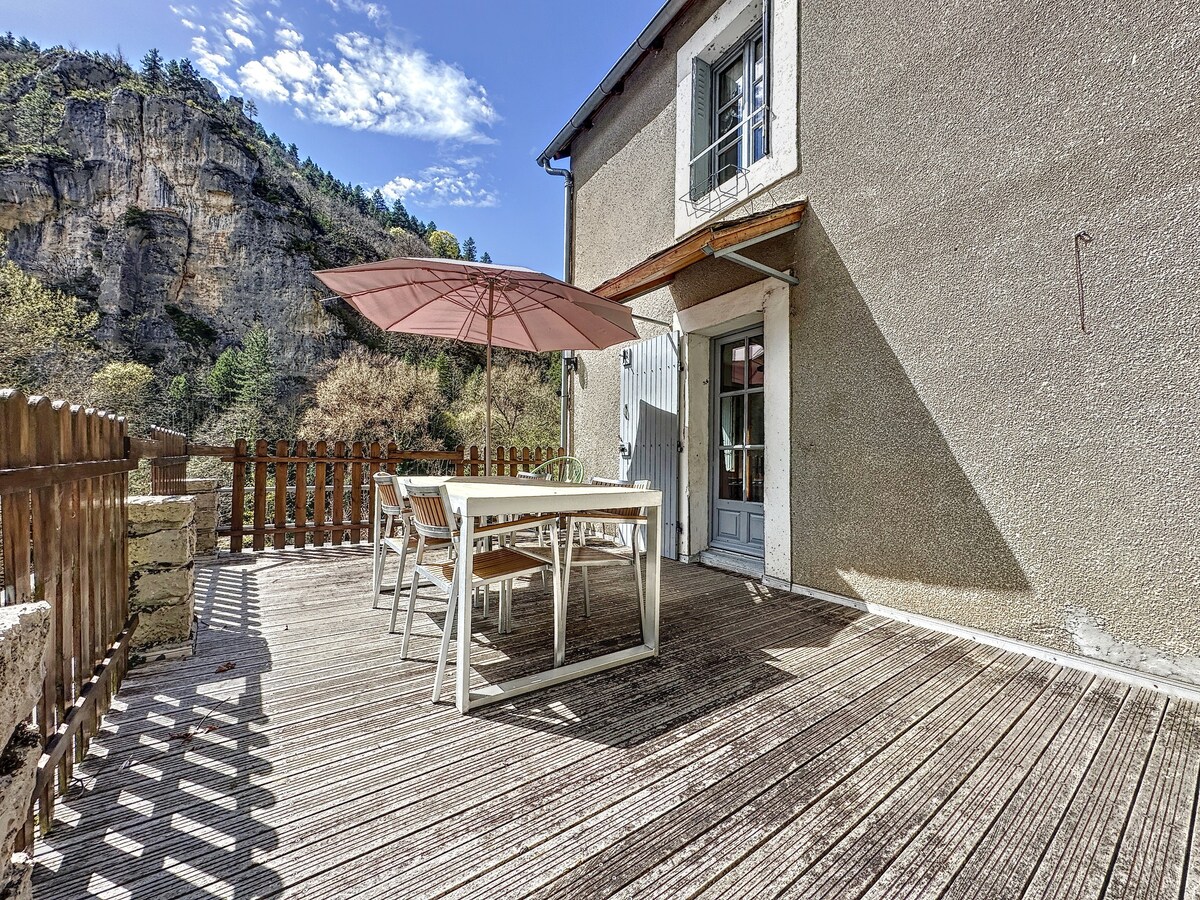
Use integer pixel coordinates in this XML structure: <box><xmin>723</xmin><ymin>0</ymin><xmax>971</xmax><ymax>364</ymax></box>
<box><xmin>403</xmin><ymin>476</ymin><xmax>662</xmax><ymax>713</ymax></box>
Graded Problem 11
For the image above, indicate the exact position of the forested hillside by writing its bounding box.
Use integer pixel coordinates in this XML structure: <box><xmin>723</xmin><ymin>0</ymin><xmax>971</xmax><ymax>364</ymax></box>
<box><xmin>0</xmin><ymin>35</ymin><xmax>557</xmax><ymax>449</ymax></box>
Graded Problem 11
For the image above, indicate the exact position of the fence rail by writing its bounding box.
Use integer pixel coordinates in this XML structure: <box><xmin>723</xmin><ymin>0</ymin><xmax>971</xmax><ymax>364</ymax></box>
<box><xmin>0</xmin><ymin>390</ymin><xmax>136</xmax><ymax>842</ymax></box>
<box><xmin>208</xmin><ymin>442</ymin><xmax>564</xmax><ymax>552</ymax></box>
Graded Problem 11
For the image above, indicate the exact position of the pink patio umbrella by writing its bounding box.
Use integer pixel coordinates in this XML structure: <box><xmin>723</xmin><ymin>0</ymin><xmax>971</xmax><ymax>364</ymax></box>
<box><xmin>314</xmin><ymin>257</ymin><xmax>639</xmax><ymax>466</ymax></box>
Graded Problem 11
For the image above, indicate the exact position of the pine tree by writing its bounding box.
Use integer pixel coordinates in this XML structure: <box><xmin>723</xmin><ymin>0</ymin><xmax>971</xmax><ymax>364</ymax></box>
<box><xmin>14</xmin><ymin>81</ymin><xmax>61</xmax><ymax>145</ymax></box>
<box><xmin>244</xmin><ymin>97</ymin><xmax>258</xmax><ymax>119</ymax></box>
<box><xmin>461</xmin><ymin>237</ymin><xmax>478</xmax><ymax>262</ymax></box>
<box><xmin>139</xmin><ymin>48</ymin><xmax>163</xmax><ymax>85</ymax></box>
<box><xmin>235</xmin><ymin>325</ymin><xmax>276</xmax><ymax>408</ymax></box>
<box><xmin>480</xmin><ymin>252</ymin><xmax>493</xmax><ymax>265</ymax></box>
<box><xmin>370</xmin><ymin>189</ymin><xmax>388</xmax><ymax>221</ymax></box>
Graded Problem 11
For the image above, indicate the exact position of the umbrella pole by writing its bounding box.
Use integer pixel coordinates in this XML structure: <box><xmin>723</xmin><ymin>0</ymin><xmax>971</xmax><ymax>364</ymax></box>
<box><xmin>485</xmin><ymin>284</ymin><xmax>494</xmax><ymax>474</ymax></box>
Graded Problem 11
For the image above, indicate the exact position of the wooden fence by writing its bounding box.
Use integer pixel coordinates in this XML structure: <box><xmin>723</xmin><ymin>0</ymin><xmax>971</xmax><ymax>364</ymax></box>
<box><xmin>148</xmin><ymin>426</ymin><xmax>188</xmax><ymax>495</ymax></box>
<box><xmin>207</xmin><ymin>442</ymin><xmax>564</xmax><ymax>552</ymax></box>
<box><xmin>0</xmin><ymin>390</ymin><xmax>137</xmax><ymax>841</ymax></box>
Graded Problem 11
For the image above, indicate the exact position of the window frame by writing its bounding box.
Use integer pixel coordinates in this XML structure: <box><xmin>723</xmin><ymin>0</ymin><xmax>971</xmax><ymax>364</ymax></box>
<box><xmin>709</xmin><ymin>25</ymin><xmax>769</xmax><ymax>189</ymax></box>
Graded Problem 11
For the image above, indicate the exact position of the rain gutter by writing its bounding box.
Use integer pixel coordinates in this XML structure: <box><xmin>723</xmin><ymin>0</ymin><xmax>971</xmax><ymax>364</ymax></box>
<box><xmin>542</xmin><ymin>160</ymin><xmax>577</xmax><ymax>454</ymax></box>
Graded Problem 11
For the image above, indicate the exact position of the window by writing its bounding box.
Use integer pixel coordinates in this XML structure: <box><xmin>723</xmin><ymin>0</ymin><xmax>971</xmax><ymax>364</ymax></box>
<box><xmin>674</xmin><ymin>0</ymin><xmax>796</xmax><ymax>235</ymax></box>
<box><xmin>689</xmin><ymin>13</ymin><xmax>770</xmax><ymax>201</ymax></box>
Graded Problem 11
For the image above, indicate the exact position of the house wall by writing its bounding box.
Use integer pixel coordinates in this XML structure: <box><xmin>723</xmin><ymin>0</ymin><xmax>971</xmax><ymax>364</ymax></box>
<box><xmin>564</xmin><ymin>0</ymin><xmax>1200</xmax><ymax>683</ymax></box>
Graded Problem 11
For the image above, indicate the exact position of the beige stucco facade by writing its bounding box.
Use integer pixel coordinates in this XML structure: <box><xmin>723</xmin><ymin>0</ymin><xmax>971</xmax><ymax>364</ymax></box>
<box><xmin>559</xmin><ymin>0</ymin><xmax>1200</xmax><ymax>685</ymax></box>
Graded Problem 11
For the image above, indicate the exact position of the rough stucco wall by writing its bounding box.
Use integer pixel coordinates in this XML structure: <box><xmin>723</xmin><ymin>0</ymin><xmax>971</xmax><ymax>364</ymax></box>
<box><xmin>565</xmin><ymin>0</ymin><xmax>1200</xmax><ymax>681</ymax></box>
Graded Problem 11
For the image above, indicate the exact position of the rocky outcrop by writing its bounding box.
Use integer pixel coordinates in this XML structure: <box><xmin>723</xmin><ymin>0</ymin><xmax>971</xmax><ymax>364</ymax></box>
<box><xmin>0</xmin><ymin>52</ymin><xmax>428</xmax><ymax>380</ymax></box>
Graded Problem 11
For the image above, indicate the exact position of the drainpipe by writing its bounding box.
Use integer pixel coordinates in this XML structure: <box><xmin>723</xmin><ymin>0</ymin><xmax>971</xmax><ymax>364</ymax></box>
<box><xmin>542</xmin><ymin>159</ymin><xmax>575</xmax><ymax>457</ymax></box>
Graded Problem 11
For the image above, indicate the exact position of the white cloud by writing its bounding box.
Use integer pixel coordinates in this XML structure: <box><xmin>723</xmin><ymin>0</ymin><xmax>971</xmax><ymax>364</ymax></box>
<box><xmin>326</xmin><ymin>0</ymin><xmax>388</xmax><ymax>22</ymax></box>
<box><xmin>237</xmin><ymin>59</ymin><xmax>290</xmax><ymax>102</ymax></box>
<box><xmin>377</xmin><ymin>164</ymin><xmax>499</xmax><ymax>209</ymax></box>
<box><xmin>275</xmin><ymin>27</ymin><xmax>304</xmax><ymax>48</ymax></box>
<box><xmin>225</xmin><ymin>29</ymin><xmax>255</xmax><ymax>51</ymax></box>
<box><xmin>170</xmin><ymin>1</ymin><xmax>497</xmax><ymax>143</ymax></box>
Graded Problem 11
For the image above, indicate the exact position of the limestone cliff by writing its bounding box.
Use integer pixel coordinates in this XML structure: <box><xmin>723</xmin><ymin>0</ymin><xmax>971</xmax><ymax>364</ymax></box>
<box><xmin>0</xmin><ymin>47</ymin><xmax>430</xmax><ymax>379</ymax></box>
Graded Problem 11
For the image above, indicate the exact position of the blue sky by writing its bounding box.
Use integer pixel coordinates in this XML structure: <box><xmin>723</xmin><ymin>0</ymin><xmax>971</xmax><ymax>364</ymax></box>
<box><xmin>5</xmin><ymin>0</ymin><xmax>663</xmax><ymax>276</ymax></box>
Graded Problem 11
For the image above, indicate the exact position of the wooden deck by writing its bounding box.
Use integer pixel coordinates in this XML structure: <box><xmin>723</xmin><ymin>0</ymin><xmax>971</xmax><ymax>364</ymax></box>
<box><xmin>31</xmin><ymin>546</ymin><xmax>1200</xmax><ymax>899</ymax></box>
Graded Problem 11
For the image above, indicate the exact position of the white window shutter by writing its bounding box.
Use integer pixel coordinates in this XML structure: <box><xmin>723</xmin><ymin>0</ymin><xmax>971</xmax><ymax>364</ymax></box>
<box><xmin>690</xmin><ymin>56</ymin><xmax>713</xmax><ymax>201</ymax></box>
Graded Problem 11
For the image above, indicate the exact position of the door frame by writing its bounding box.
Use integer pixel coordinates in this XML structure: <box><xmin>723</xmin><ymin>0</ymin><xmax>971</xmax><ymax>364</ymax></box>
<box><xmin>708</xmin><ymin>326</ymin><xmax>766</xmax><ymax>558</ymax></box>
<box><xmin>674</xmin><ymin>275</ymin><xmax>793</xmax><ymax>584</ymax></box>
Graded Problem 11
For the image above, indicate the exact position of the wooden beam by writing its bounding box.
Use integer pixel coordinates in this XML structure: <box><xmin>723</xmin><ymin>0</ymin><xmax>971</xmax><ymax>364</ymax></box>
<box><xmin>593</xmin><ymin>200</ymin><xmax>807</xmax><ymax>303</ymax></box>
<box><xmin>0</xmin><ymin>458</ymin><xmax>140</xmax><ymax>495</ymax></box>
<box><xmin>33</xmin><ymin>615</ymin><xmax>139</xmax><ymax>798</ymax></box>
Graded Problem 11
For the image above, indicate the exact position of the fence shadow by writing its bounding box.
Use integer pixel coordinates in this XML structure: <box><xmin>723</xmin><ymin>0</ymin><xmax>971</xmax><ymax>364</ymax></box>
<box><xmin>32</xmin><ymin>563</ymin><xmax>283</xmax><ymax>900</ymax></box>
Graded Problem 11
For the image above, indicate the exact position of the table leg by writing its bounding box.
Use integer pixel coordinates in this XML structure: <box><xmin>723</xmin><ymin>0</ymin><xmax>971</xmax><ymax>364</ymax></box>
<box><xmin>456</xmin><ymin>515</ymin><xmax>474</xmax><ymax>713</ymax></box>
<box><xmin>553</xmin><ymin>523</ymin><xmax>566</xmax><ymax>667</ymax></box>
<box><xmin>643</xmin><ymin>502</ymin><xmax>661</xmax><ymax>654</ymax></box>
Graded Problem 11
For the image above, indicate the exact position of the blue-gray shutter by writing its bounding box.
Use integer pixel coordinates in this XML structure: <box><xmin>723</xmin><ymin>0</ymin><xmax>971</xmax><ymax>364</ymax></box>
<box><xmin>619</xmin><ymin>332</ymin><xmax>680</xmax><ymax>560</ymax></box>
<box><xmin>689</xmin><ymin>57</ymin><xmax>713</xmax><ymax>201</ymax></box>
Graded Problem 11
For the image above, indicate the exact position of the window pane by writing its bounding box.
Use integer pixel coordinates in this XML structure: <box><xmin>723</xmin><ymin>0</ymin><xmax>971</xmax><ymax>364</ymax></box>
<box><xmin>719</xmin><ymin>395</ymin><xmax>744</xmax><ymax>447</ymax></box>
<box><xmin>720</xmin><ymin>341</ymin><xmax>747</xmax><ymax>391</ymax></box>
<box><xmin>753</xmin><ymin>38</ymin><xmax>764</xmax><ymax>81</ymax></box>
<box><xmin>718</xmin><ymin>449</ymin><xmax>744</xmax><ymax>501</ymax></box>
<box><xmin>747</xmin><ymin>450</ymin><xmax>765</xmax><ymax>503</ymax></box>
<box><xmin>748</xmin><ymin>393</ymin><xmax>764</xmax><ymax>446</ymax></box>
<box><xmin>718</xmin><ymin>57</ymin><xmax>743</xmax><ymax>107</ymax></box>
<box><xmin>747</xmin><ymin>336</ymin><xmax>765</xmax><ymax>387</ymax></box>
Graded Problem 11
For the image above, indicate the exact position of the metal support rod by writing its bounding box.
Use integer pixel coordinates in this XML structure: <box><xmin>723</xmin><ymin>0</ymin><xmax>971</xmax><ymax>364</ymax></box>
<box><xmin>485</xmin><ymin>281</ymin><xmax>494</xmax><ymax>471</ymax></box>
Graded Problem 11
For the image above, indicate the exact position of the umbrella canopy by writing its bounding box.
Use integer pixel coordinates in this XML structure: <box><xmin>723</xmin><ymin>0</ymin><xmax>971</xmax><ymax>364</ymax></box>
<box><xmin>314</xmin><ymin>257</ymin><xmax>640</xmax><ymax>466</ymax></box>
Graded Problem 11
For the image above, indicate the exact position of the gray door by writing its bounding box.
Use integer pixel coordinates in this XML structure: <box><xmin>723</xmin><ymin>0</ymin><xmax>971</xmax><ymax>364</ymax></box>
<box><xmin>710</xmin><ymin>329</ymin><xmax>765</xmax><ymax>557</ymax></box>
<box><xmin>619</xmin><ymin>332</ymin><xmax>680</xmax><ymax>560</ymax></box>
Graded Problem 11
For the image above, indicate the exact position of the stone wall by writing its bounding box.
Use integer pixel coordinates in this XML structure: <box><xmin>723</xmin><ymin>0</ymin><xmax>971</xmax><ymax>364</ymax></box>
<box><xmin>183</xmin><ymin>478</ymin><xmax>218</xmax><ymax>559</ymax></box>
<box><xmin>127</xmin><ymin>495</ymin><xmax>196</xmax><ymax>656</ymax></box>
<box><xmin>0</xmin><ymin>603</ymin><xmax>51</xmax><ymax>900</ymax></box>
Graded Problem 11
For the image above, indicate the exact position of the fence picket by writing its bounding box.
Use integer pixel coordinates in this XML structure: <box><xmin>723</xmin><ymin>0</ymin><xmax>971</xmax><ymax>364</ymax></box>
<box><xmin>312</xmin><ymin>441</ymin><xmax>327</xmax><ymax>548</ymax></box>
<box><xmin>273</xmin><ymin>440</ymin><xmax>288</xmax><ymax>550</ymax></box>
<box><xmin>331</xmin><ymin>441</ymin><xmax>346</xmax><ymax>546</ymax></box>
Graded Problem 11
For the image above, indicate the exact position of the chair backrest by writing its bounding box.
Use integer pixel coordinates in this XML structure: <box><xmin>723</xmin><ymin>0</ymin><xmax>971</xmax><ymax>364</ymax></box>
<box><xmin>517</xmin><ymin>470</ymin><xmax>550</xmax><ymax>481</ymax></box>
<box><xmin>373</xmin><ymin>471</ymin><xmax>405</xmax><ymax>514</ymax></box>
<box><xmin>531</xmin><ymin>455</ymin><xmax>585</xmax><ymax>484</ymax></box>
<box><xmin>590</xmin><ymin>477</ymin><xmax>651</xmax><ymax>518</ymax></box>
<box><xmin>401</xmin><ymin>480</ymin><xmax>456</xmax><ymax>542</ymax></box>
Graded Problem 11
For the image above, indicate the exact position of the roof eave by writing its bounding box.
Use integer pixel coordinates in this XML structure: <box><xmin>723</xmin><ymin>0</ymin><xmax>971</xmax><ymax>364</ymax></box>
<box><xmin>536</xmin><ymin>0</ymin><xmax>694</xmax><ymax>167</ymax></box>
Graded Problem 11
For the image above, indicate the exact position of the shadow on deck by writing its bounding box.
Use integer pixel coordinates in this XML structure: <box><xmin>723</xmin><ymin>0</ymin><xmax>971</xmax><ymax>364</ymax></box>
<box><xmin>31</xmin><ymin>546</ymin><xmax>1200</xmax><ymax>900</ymax></box>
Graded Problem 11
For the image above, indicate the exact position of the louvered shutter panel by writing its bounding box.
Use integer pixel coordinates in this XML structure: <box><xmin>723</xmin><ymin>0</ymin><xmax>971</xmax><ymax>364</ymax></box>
<box><xmin>689</xmin><ymin>57</ymin><xmax>713</xmax><ymax>201</ymax></box>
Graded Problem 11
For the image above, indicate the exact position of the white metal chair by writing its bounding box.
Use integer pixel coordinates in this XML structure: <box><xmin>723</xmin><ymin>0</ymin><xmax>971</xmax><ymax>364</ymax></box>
<box><xmin>563</xmin><ymin>478</ymin><xmax>652</xmax><ymax>619</ymax></box>
<box><xmin>400</xmin><ymin>481</ymin><xmax>560</xmax><ymax>703</ymax></box>
<box><xmin>371</xmin><ymin>471</ymin><xmax>409</xmax><ymax>608</ymax></box>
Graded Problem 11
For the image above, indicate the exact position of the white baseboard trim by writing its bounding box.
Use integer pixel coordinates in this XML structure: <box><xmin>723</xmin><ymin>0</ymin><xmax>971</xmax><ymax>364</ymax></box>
<box><xmin>768</xmin><ymin>577</ymin><xmax>1200</xmax><ymax>704</ymax></box>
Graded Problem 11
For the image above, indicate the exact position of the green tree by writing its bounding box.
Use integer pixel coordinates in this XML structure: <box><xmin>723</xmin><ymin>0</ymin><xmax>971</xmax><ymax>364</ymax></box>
<box><xmin>140</xmin><ymin>48</ymin><xmax>163</xmax><ymax>84</ymax></box>
<box><xmin>234</xmin><ymin>324</ymin><xmax>276</xmax><ymax>408</ymax></box>
<box><xmin>88</xmin><ymin>361</ymin><xmax>154</xmax><ymax>420</ymax></box>
<box><xmin>13</xmin><ymin>80</ymin><xmax>62</xmax><ymax>146</ymax></box>
<box><xmin>480</xmin><ymin>252</ymin><xmax>493</xmax><ymax>265</ymax></box>
<box><xmin>461</xmin><ymin>237</ymin><xmax>478</xmax><ymax>262</ymax></box>
<box><xmin>427</xmin><ymin>229</ymin><xmax>460</xmax><ymax>260</ymax></box>
<box><xmin>208</xmin><ymin>347</ymin><xmax>240</xmax><ymax>405</ymax></box>
<box><xmin>0</xmin><ymin>261</ymin><xmax>96</xmax><ymax>390</ymax></box>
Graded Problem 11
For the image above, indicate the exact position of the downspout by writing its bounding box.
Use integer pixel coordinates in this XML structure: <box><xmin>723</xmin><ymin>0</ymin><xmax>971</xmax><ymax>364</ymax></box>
<box><xmin>542</xmin><ymin>159</ymin><xmax>575</xmax><ymax>457</ymax></box>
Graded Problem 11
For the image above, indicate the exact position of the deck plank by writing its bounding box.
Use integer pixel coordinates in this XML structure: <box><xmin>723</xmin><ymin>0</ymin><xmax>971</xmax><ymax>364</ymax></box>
<box><xmin>26</xmin><ymin>546</ymin><xmax>1200</xmax><ymax>900</ymax></box>
<box><xmin>1104</xmin><ymin>699</ymin><xmax>1200</xmax><ymax>900</ymax></box>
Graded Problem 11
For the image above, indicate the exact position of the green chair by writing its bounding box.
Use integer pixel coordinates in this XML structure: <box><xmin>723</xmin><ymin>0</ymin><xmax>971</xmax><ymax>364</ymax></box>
<box><xmin>529</xmin><ymin>455</ymin><xmax>585</xmax><ymax>483</ymax></box>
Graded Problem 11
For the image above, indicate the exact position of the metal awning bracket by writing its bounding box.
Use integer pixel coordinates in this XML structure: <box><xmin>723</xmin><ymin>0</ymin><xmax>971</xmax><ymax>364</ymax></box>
<box><xmin>702</xmin><ymin>219</ymin><xmax>801</xmax><ymax>286</ymax></box>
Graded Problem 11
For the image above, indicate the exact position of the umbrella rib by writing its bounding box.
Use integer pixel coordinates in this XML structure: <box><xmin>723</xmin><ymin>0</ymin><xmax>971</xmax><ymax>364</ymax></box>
<box><xmin>377</xmin><ymin>281</ymin><xmax>469</xmax><ymax>331</ymax></box>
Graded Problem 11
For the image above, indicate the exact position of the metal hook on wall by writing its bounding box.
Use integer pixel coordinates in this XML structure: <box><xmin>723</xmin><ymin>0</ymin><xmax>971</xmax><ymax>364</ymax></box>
<box><xmin>1074</xmin><ymin>231</ymin><xmax>1093</xmax><ymax>334</ymax></box>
